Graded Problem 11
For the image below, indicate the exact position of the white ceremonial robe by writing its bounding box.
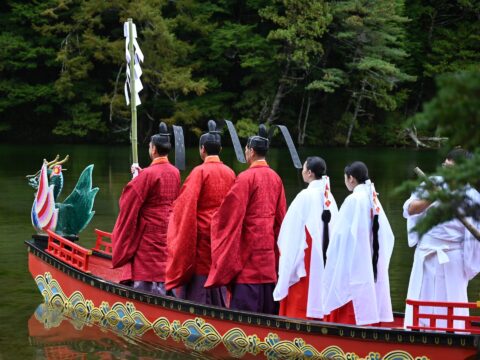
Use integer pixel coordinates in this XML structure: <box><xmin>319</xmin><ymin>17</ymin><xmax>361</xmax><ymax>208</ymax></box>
<box><xmin>323</xmin><ymin>183</ymin><xmax>395</xmax><ymax>325</ymax></box>
<box><xmin>273</xmin><ymin>177</ymin><xmax>339</xmax><ymax>318</ymax></box>
<box><xmin>403</xmin><ymin>186</ymin><xmax>480</xmax><ymax>330</ymax></box>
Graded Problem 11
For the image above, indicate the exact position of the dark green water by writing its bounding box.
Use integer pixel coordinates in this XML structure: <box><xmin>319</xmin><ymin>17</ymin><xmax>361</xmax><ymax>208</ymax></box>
<box><xmin>1</xmin><ymin>144</ymin><xmax>479</xmax><ymax>359</ymax></box>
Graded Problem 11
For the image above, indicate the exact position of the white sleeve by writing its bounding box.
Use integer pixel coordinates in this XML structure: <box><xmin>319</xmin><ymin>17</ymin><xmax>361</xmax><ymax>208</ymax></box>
<box><xmin>402</xmin><ymin>193</ymin><xmax>423</xmax><ymax>247</ymax></box>
<box><xmin>403</xmin><ymin>192</ymin><xmax>420</xmax><ymax>219</ymax></box>
<box><xmin>463</xmin><ymin>188</ymin><xmax>480</xmax><ymax>280</ymax></box>
<box><xmin>273</xmin><ymin>191</ymin><xmax>307</xmax><ymax>301</ymax></box>
<box><xmin>463</xmin><ymin>224</ymin><xmax>480</xmax><ymax>280</ymax></box>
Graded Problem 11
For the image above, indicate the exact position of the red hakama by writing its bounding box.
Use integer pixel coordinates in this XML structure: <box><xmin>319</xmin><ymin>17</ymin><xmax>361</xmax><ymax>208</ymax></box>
<box><xmin>279</xmin><ymin>229</ymin><xmax>314</xmax><ymax>319</ymax></box>
<box><xmin>111</xmin><ymin>157</ymin><xmax>180</xmax><ymax>283</ymax></box>
<box><xmin>323</xmin><ymin>301</ymin><xmax>356</xmax><ymax>324</ymax></box>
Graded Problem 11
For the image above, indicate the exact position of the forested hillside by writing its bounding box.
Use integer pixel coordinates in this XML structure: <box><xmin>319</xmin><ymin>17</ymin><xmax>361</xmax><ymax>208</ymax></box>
<box><xmin>0</xmin><ymin>0</ymin><xmax>478</xmax><ymax>146</ymax></box>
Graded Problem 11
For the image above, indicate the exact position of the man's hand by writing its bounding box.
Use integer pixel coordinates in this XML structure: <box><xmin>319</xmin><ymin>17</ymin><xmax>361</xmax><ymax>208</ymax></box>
<box><xmin>408</xmin><ymin>199</ymin><xmax>431</xmax><ymax>215</ymax></box>
<box><xmin>131</xmin><ymin>163</ymin><xmax>141</xmax><ymax>178</ymax></box>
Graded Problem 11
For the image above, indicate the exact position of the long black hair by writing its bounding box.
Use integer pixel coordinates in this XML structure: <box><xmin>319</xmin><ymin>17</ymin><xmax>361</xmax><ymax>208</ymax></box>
<box><xmin>446</xmin><ymin>147</ymin><xmax>471</xmax><ymax>163</ymax></box>
<box><xmin>305</xmin><ymin>156</ymin><xmax>330</xmax><ymax>265</ymax></box>
<box><xmin>344</xmin><ymin>161</ymin><xmax>380</xmax><ymax>282</ymax></box>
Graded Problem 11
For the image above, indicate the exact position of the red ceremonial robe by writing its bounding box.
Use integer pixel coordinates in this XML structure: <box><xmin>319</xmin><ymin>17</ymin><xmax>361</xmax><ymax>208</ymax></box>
<box><xmin>111</xmin><ymin>157</ymin><xmax>180</xmax><ymax>282</ymax></box>
<box><xmin>205</xmin><ymin>160</ymin><xmax>287</xmax><ymax>288</ymax></box>
<box><xmin>165</xmin><ymin>156</ymin><xmax>235</xmax><ymax>290</ymax></box>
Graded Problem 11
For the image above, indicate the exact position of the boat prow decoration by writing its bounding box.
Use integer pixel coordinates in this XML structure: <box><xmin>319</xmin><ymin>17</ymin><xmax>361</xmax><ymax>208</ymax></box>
<box><xmin>27</xmin><ymin>157</ymin><xmax>98</xmax><ymax>237</ymax></box>
<box><xmin>31</xmin><ymin>164</ymin><xmax>58</xmax><ymax>234</ymax></box>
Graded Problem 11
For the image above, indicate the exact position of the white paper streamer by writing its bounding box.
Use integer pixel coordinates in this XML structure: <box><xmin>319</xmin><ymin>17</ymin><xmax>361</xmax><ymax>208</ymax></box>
<box><xmin>124</xmin><ymin>21</ymin><xmax>144</xmax><ymax>106</ymax></box>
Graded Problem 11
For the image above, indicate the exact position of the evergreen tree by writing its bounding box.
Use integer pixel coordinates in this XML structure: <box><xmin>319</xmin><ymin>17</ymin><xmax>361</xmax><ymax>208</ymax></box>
<box><xmin>402</xmin><ymin>0</ymin><xmax>480</xmax><ymax>135</ymax></box>
<box><xmin>411</xmin><ymin>70</ymin><xmax>480</xmax><ymax>149</ymax></box>
<box><xmin>37</xmin><ymin>0</ymin><xmax>207</xmax><ymax>140</ymax></box>
<box><xmin>173</xmin><ymin>0</ymin><xmax>279</xmax><ymax>137</ymax></box>
<box><xmin>329</xmin><ymin>0</ymin><xmax>415</xmax><ymax>146</ymax></box>
<box><xmin>398</xmin><ymin>69</ymin><xmax>480</xmax><ymax>240</ymax></box>
<box><xmin>259</xmin><ymin>0</ymin><xmax>332</xmax><ymax>125</ymax></box>
<box><xmin>295</xmin><ymin>68</ymin><xmax>346</xmax><ymax>145</ymax></box>
<box><xmin>0</xmin><ymin>0</ymin><xmax>478</xmax><ymax>146</ymax></box>
<box><xmin>0</xmin><ymin>1</ymin><xmax>60</xmax><ymax>139</ymax></box>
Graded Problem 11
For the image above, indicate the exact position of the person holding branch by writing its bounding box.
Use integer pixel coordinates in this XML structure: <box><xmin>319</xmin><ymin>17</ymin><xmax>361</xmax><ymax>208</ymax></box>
<box><xmin>403</xmin><ymin>148</ymin><xmax>480</xmax><ymax>330</ymax></box>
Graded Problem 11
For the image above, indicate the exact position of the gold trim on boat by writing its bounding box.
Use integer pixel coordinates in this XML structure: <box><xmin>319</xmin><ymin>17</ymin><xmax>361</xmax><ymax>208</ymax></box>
<box><xmin>34</xmin><ymin>272</ymin><xmax>431</xmax><ymax>360</ymax></box>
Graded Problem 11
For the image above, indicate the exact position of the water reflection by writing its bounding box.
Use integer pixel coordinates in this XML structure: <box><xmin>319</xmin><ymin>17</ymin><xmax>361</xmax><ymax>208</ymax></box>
<box><xmin>29</xmin><ymin>303</ymin><xmax>222</xmax><ymax>360</ymax></box>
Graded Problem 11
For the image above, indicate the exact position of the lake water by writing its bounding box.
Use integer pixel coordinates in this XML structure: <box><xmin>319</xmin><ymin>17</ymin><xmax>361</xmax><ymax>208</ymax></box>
<box><xmin>1</xmin><ymin>144</ymin><xmax>478</xmax><ymax>359</ymax></box>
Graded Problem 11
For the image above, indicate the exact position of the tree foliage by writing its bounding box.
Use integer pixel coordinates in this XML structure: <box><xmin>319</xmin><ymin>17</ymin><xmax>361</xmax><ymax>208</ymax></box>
<box><xmin>329</xmin><ymin>0</ymin><xmax>415</xmax><ymax>146</ymax></box>
<box><xmin>411</xmin><ymin>70</ymin><xmax>480</xmax><ymax>149</ymax></box>
<box><xmin>397</xmin><ymin>68</ymin><xmax>480</xmax><ymax>238</ymax></box>
<box><xmin>0</xmin><ymin>0</ymin><xmax>478</xmax><ymax>147</ymax></box>
<box><xmin>0</xmin><ymin>1</ymin><xmax>59</xmax><ymax>137</ymax></box>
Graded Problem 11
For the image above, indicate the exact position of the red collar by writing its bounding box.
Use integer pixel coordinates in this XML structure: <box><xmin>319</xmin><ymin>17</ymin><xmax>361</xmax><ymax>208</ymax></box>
<box><xmin>151</xmin><ymin>156</ymin><xmax>169</xmax><ymax>166</ymax></box>
<box><xmin>204</xmin><ymin>155</ymin><xmax>221</xmax><ymax>163</ymax></box>
<box><xmin>250</xmin><ymin>159</ymin><xmax>269</xmax><ymax>168</ymax></box>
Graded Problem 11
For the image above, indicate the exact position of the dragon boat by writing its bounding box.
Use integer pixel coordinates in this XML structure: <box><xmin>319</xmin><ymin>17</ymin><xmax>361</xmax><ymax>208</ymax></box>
<box><xmin>24</xmin><ymin>153</ymin><xmax>480</xmax><ymax>359</ymax></box>
<box><xmin>26</xmin><ymin>229</ymin><xmax>480</xmax><ymax>360</ymax></box>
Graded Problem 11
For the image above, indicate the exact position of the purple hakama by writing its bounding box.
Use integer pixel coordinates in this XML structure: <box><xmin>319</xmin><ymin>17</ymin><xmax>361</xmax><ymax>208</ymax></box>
<box><xmin>177</xmin><ymin>275</ymin><xmax>226</xmax><ymax>306</ymax></box>
<box><xmin>229</xmin><ymin>283</ymin><xmax>278</xmax><ymax>314</ymax></box>
<box><xmin>132</xmin><ymin>281</ymin><xmax>171</xmax><ymax>296</ymax></box>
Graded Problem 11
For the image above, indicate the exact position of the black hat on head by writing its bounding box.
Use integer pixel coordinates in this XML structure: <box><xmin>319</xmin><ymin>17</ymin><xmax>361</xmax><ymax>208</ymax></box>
<box><xmin>199</xmin><ymin>120</ymin><xmax>221</xmax><ymax>147</ymax></box>
<box><xmin>247</xmin><ymin>124</ymin><xmax>269</xmax><ymax>153</ymax></box>
<box><xmin>151</xmin><ymin>122</ymin><xmax>172</xmax><ymax>155</ymax></box>
<box><xmin>158</xmin><ymin>122</ymin><xmax>171</xmax><ymax>142</ymax></box>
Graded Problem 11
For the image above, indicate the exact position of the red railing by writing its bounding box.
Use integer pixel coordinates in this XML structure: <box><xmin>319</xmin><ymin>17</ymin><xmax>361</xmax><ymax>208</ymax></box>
<box><xmin>406</xmin><ymin>299</ymin><xmax>480</xmax><ymax>333</ymax></box>
<box><xmin>45</xmin><ymin>230</ymin><xmax>91</xmax><ymax>273</ymax></box>
<box><xmin>92</xmin><ymin>229</ymin><xmax>113</xmax><ymax>256</ymax></box>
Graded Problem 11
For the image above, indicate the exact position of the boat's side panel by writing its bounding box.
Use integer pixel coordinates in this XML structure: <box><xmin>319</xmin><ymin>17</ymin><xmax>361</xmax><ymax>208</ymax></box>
<box><xmin>29</xmin><ymin>304</ymin><xmax>201</xmax><ymax>359</ymax></box>
<box><xmin>29</xmin><ymin>251</ymin><xmax>477</xmax><ymax>360</ymax></box>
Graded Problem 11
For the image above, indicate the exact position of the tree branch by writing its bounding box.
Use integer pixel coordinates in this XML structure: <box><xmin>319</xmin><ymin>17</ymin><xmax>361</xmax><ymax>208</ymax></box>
<box><xmin>110</xmin><ymin>65</ymin><xmax>124</xmax><ymax>123</ymax></box>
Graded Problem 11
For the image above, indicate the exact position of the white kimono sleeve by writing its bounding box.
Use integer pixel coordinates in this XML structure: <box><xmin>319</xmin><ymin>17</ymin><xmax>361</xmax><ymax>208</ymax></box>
<box><xmin>273</xmin><ymin>191</ymin><xmax>307</xmax><ymax>301</ymax></box>
<box><xmin>403</xmin><ymin>192</ymin><xmax>425</xmax><ymax>247</ymax></box>
<box><xmin>463</xmin><ymin>188</ymin><xmax>480</xmax><ymax>280</ymax></box>
<box><xmin>463</xmin><ymin>226</ymin><xmax>480</xmax><ymax>280</ymax></box>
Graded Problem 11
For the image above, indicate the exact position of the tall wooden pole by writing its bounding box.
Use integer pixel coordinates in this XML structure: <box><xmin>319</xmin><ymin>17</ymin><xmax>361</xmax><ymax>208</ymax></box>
<box><xmin>128</xmin><ymin>18</ymin><xmax>138</xmax><ymax>164</ymax></box>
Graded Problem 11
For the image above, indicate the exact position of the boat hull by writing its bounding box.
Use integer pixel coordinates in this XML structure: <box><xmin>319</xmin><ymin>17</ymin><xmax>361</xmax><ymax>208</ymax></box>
<box><xmin>27</xmin><ymin>240</ymin><xmax>479</xmax><ymax>360</ymax></box>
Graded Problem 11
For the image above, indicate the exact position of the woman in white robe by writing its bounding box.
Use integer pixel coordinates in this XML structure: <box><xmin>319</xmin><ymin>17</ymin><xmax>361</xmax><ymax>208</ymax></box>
<box><xmin>323</xmin><ymin>161</ymin><xmax>395</xmax><ymax>326</ymax></box>
<box><xmin>273</xmin><ymin>156</ymin><xmax>338</xmax><ymax>319</ymax></box>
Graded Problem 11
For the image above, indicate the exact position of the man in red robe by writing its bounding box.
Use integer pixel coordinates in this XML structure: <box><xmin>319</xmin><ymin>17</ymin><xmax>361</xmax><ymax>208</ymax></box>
<box><xmin>111</xmin><ymin>122</ymin><xmax>180</xmax><ymax>295</ymax></box>
<box><xmin>205</xmin><ymin>124</ymin><xmax>287</xmax><ymax>314</ymax></box>
<box><xmin>166</xmin><ymin>121</ymin><xmax>235</xmax><ymax>305</ymax></box>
